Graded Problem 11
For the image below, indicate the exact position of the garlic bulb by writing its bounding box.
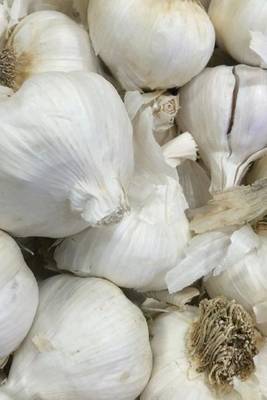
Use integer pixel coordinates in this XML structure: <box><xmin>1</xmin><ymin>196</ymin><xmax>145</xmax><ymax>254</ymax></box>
<box><xmin>204</xmin><ymin>227</ymin><xmax>267</xmax><ymax>335</ymax></box>
<box><xmin>0</xmin><ymin>231</ymin><xmax>38</xmax><ymax>362</ymax></box>
<box><xmin>0</xmin><ymin>71</ymin><xmax>133</xmax><ymax>237</ymax></box>
<box><xmin>55</xmin><ymin>174</ymin><xmax>190</xmax><ymax>291</ymax></box>
<box><xmin>0</xmin><ymin>10</ymin><xmax>99</xmax><ymax>90</ymax></box>
<box><xmin>8</xmin><ymin>0</ymin><xmax>89</xmax><ymax>27</ymax></box>
<box><xmin>88</xmin><ymin>0</ymin><xmax>215</xmax><ymax>90</ymax></box>
<box><xmin>0</xmin><ymin>85</ymin><xmax>13</xmax><ymax>102</ymax></box>
<box><xmin>0</xmin><ymin>275</ymin><xmax>152</xmax><ymax>400</ymax></box>
<box><xmin>246</xmin><ymin>155</ymin><xmax>267</xmax><ymax>184</ymax></box>
<box><xmin>178</xmin><ymin>65</ymin><xmax>267</xmax><ymax>192</ymax></box>
<box><xmin>141</xmin><ymin>299</ymin><xmax>267</xmax><ymax>400</ymax></box>
<box><xmin>209</xmin><ymin>0</ymin><xmax>267</xmax><ymax>68</ymax></box>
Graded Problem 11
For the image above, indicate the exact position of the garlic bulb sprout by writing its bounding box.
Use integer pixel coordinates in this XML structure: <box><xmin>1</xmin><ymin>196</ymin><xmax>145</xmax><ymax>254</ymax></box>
<box><xmin>141</xmin><ymin>299</ymin><xmax>267</xmax><ymax>400</ymax></box>
<box><xmin>0</xmin><ymin>10</ymin><xmax>99</xmax><ymax>90</ymax></box>
<box><xmin>178</xmin><ymin>65</ymin><xmax>267</xmax><ymax>192</ymax></box>
<box><xmin>55</xmin><ymin>174</ymin><xmax>190</xmax><ymax>291</ymax></box>
<box><xmin>0</xmin><ymin>231</ymin><xmax>38</xmax><ymax>362</ymax></box>
<box><xmin>88</xmin><ymin>0</ymin><xmax>215</xmax><ymax>90</ymax></box>
<box><xmin>209</xmin><ymin>0</ymin><xmax>267</xmax><ymax>68</ymax></box>
<box><xmin>0</xmin><ymin>71</ymin><xmax>133</xmax><ymax>237</ymax></box>
<box><xmin>0</xmin><ymin>275</ymin><xmax>152</xmax><ymax>400</ymax></box>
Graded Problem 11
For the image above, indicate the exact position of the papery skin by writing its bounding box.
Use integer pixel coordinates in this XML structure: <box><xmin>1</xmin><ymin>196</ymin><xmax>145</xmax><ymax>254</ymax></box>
<box><xmin>246</xmin><ymin>155</ymin><xmax>267</xmax><ymax>184</ymax></box>
<box><xmin>0</xmin><ymin>71</ymin><xmax>133</xmax><ymax>237</ymax></box>
<box><xmin>178</xmin><ymin>65</ymin><xmax>267</xmax><ymax>192</ymax></box>
<box><xmin>0</xmin><ymin>4</ymin><xmax>8</xmax><ymax>49</ymax></box>
<box><xmin>55</xmin><ymin>175</ymin><xmax>190</xmax><ymax>291</ymax></box>
<box><xmin>88</xmin><ymin>0</ymin><xmax>215</xmax><ymax>90</ymax></box>
<box><xmin>0</xmin><ymin>231</ymin><xmax>38</xmax><ymax>359</ymax></box>
<box><xmin>0</xmin><ymin>275</ymin><xmax>152</xmax><ymax>400</ymax></box>
<box><xmin>3</xmin><ymin>10</ymin><xmax>99</xmax><ymax>89</ymax></box>
<box><xmin>209</xmin><ymin>0</ymin><xmax>267</xmax><ymax>67</ymax></box>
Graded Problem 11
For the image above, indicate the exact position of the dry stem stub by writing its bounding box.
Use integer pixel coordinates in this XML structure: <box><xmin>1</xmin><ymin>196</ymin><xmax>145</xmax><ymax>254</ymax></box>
<box><xmin>189</xmin><ymin>297</ymin><xmax>260</xmax><ymax>389</ymax></box>
<box><xmin>0</xmin><ymin>47</ymin><xmax>16</xmax><ymax>89</ymax></box>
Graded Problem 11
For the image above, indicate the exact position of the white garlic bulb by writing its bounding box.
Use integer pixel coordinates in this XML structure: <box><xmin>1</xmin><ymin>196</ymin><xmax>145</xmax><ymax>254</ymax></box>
<box><xmin>88</xmin><ymin>0</ymin><xmax>215</xmax><ymax>90</ymax></box>
<box><xmin>204</xmin><ymin>227</ymin><xmax>267</xmax><ymax>335</ymax></box>
<box><xmin>178</xmin><ymin>65</ymin><xmax>267</xmax><ymax>192</ymax></box>
<box><xmin>141</xmin><ymin>299</ymin><xmax>267</xmax><ymax>400</ymax></box>
<box><xmin>55</xmin><ymin>174</ymin><xmax>189</xmax><ymax>291</ymax></box>
<box><xmin>0</xmin><ymin>10</ymin><xmax>99</xmax><ymax>89</ymax></box>
<box><xmin>0</xmin><ymin>71</ymin><xmax>133</xmax><ymax>237</ymax></box>
<box><xmin>0</xmin><ymin>275</ymin><xmax>152</xmax><ymax>400</ymax></box>
<box><xmin>209</xmin><ymin>0</ymin><xmax>267</xmax><ymax>68</ymax></box>
<box><xmin>0</xmin><ymin>231</ymin><xmax>38</xmax><ymax>362</ymax></box>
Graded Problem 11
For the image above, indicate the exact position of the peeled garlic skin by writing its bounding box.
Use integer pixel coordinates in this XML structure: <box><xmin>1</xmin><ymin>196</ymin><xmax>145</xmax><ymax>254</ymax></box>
<box><xmin>4</xmin><ymin>10</ymin><xmax>99</xmax><ymax>89</ymax></box>
<box><xmin>178</xmin><ymin>65</ymin><xmax>267</xmax><ymax>192</ymax></box>
<box><xmin>0</xmin><ymin>231</ymin><xmax>38</xmax><ymax>360</ymax></box>
<box><xmin>209</xmin><ymin>0</ymin><xmax>267</xmax><ymax>67</ymax></box>
<box><xmin>1</xmin><ymin>276</ymin><xmax>152</xmax><ymax>400</ymax></box>
<box><xmin>88</xmin><ymin>0</ymin><xmax>215</xmax><ymax>90</ymax></box>
<box><xmin>54</xmin><ymin>176</ymin><xmax>190</xmax><ymax>291</ymax></box>
<box><xmin>0</xmin><ymin>71</ymin><xmax>133</xmax><ymax>237</ymax></box>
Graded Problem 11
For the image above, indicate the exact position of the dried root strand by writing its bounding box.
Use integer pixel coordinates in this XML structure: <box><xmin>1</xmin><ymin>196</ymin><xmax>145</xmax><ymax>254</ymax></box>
<box><xmin>0</xmin><ymin>47</ymin><xmax>16</xmax><ymax>89</ymax></box>
<box><xmin>189</xmin><ymin>297</ymin><xmax>260</xmax><ymax>388</ymax></box>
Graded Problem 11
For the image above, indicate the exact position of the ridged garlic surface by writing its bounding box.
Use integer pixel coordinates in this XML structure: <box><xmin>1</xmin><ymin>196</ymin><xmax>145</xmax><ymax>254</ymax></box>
<box><xmin>0</xmin><ymin>10</ymin><xmax>99</xmax><ymax>90</ymax></box>
<box><xmin>209</xmin><ymin>0</ymin><xmax>267</xmax><ymax>68</ymax></box>
<box><xmin>141</xmin><ymin>303</ymin><xmax>267</xmax><ymax>400</ymax></box>
<box><xmin>55</xmin><ymin>175</ymin><xmax>189</xmax><ymax>291</ymax></box>
<box><xmin>0</xmin><ymin>71</ymin><xmax>133</xmax><ymax>237</ymax></box>
<box><xmin>178</xmin><ymin>65</ymin><xmax>267</xmax><ymax>192</ymax></box>
<box><xmin>88</xmin><ymin>0</ymin><xmax>215</xmax><ymax>90</ymax></box>
<box><xmin>0</xmin><ymin>275</ymin><xmax>152</xmax><ymax>400</ymax></box>
<box><xmin>0</xmin><ymin>231</ymin><xmax>38</xmax><ymax>361</ymax></box>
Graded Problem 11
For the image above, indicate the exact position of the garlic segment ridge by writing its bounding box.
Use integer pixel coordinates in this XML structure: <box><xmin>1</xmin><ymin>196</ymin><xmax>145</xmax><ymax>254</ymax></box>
<box><xmin>0</xmin><ymin>231</ymin><xmax>38</xmax><ymax>362</ymax></box>
<box><xmin>0</xmin><ymin>10</ymin><xmax>99</xmax><ymax>90</ymax></box>
<box><xmin>88</xmin><ymin>0</ymin><xmax>215</xmax><ymax>90</ymax></box>
<box><xmin>0</xmin><ymin>71</ymin><xmax>133</xmax><ymax>237</ymax></box>
<box><xmin>0</xmin><ymin>275</ymin><xmax>152</xmax><ymax>400</ymax></box>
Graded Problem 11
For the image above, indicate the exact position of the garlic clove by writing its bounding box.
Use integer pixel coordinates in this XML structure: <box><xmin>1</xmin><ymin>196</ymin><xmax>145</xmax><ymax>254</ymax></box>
<box><xmin>0</xmin><ymin>275</ymin><xmax>152</xmax><ymax>400</ymax></box>
<box><xmin>0</xmin><ymin>10</ymin><xmax>100</xmax><ymax>90</ymax></box>
<box><xmin>0</xmin><ymin>71</ymin><xmax>133</xmax><ymax>237</ymax></box>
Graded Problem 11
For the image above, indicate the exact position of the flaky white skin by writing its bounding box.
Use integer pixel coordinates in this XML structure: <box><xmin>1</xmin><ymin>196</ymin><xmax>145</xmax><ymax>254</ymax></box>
<box><xmin>209</xmin><ymin>0</ymin><xmax>267</xmax><ymax>67</ymax></box>
<box><xmin>88</xmin><ymin>0</ymin><xmax>215</xmax><ymax>90</ymax></box>
<box><xmin>0</xmin><ymin>71</ymin><xmax>133</xmax><ymax>237</ymax></box>
<box><xmin>0</xmin><ymin>276</ymin><xmax>152</xmax><ymax>400</ymax></box>
<box><xmin>0</xmin><ymin>231</ymin><xmax>38</xmax><ymax>359</ymax></box>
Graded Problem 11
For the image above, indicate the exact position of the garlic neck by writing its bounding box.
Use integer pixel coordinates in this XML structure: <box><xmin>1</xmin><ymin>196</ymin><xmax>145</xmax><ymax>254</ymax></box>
<box><xmin>0</xmin><ymin>48</ymin><xmax>16</xmax><ymax>89</ymax></box>
<box><xmin>189</xmin><ymin>297</ymin><xmax>260</xmax><ymax>389</ymax></box>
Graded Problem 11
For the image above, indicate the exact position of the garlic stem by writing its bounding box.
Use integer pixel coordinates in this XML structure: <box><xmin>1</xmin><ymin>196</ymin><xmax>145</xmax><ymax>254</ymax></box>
<box><xmin>0</xmin><ymin>48</ymin><xmax>16</xmax><ymax>89</ymax></box>
<box><xmin>189</xmin><ymin>297</ymin><xmax>261</xmax><ymax>388</ymax></box>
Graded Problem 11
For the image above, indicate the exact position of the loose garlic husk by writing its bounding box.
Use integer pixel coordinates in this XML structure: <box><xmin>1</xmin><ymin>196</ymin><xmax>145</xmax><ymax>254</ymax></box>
<box><xmin>209</xmin><ymin>0</ymin><xmax>267</xmax><ymax>68</ymax></box>
<box><xmin>0</xmin><ymin>275</ymin><xmax>152</xmax><ymax>400</ymax></box>
<box><xmin>178</xmin><ymin>65</ymin><xmax>267</xmax><ymax>192</ymax></box>
<box><xmin>141</xmin><ymin>299</ymin><xmax>267</xmax><ymax>400</ymax></box>
<box><xmin>88</xmin><ymin>0</ymin><xmax>215</xmax><ymax>91</ymax></box>
<box><xmin>0</xmin><ymin>231</ymin><xmax>38</xmax><ymax>363</ymax></box>
<box><xmin>0</xmin><ymin>10</ymin><xmax>99</xmax><ymax>90</ymax></box>
<box><xmin>246</xmin><ymin>155</ymin><xmax>267</xmax><ymax>184</ymax></box>
<box><xmin>0</xmin><ymin>71</ymin><xmax>133</xmax><ymax>237</ymax></box>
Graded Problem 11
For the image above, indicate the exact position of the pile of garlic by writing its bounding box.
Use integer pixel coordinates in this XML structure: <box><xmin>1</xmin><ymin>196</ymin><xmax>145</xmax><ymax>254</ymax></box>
<box><xmin>0</xmin><ymin>1</ymin><xmax>266</xmax><ymax>399</ymax></box>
